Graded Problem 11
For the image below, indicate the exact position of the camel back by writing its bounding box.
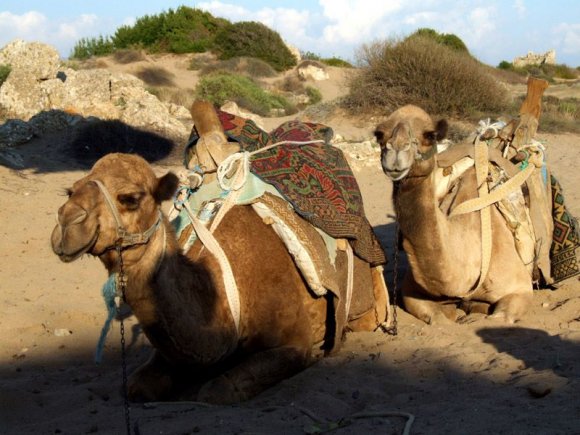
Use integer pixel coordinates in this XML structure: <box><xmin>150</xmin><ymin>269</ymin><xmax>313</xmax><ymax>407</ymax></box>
<box><xmin>437</xmin><ymin>77</ymin><xmax>580</xmax><ymax>284</ymax></box>
<box><xmin>185</xmin><ymin>110</ymin><xmax>386</xmax><ymax>266</ymax></box>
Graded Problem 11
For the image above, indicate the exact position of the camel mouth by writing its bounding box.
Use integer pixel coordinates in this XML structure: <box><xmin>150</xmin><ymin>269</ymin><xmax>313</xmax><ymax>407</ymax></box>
<box><xmin>56</xmin><ymin>228</ymin><xmax>100</xmax><ymax>263</ymax></box>
<box><xmin>384</xmin><ymin>168</ymin><xmax>410</xmax><ymax>181</ymax></box>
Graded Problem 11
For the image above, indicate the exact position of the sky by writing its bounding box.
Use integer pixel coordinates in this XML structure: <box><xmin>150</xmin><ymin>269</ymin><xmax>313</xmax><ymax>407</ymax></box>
<box><xmin>1</xmin><ymin>0</ymin><xmax>580</xmax><ymax>67</ymax></box>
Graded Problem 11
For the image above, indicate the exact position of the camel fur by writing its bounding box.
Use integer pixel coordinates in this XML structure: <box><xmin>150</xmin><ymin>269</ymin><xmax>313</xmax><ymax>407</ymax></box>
<box><xmin>51</xmin><ymin>139</ymin><xmax>387</xmax><ymax>403</ymax></box>
<box><xmin>375</xmin><ymin>105</ymin><xmax>533</xmax><ymax>324</ymax></box>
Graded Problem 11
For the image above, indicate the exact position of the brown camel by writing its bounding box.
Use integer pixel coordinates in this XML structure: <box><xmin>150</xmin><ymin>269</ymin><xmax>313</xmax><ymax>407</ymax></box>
<box><xmin>375</xmin><ymin>105</ymin><xmax>533</xmax><ymax>324</ymax></box>
<box><xmin>51</xmin><ymin>123</ymin><xmax>387</xmax><ymax>404</ymax></box>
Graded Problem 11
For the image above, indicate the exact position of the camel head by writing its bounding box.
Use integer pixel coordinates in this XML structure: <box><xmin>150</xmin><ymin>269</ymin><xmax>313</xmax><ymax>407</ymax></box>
<box><xmin>374</xmin><ymin>105</ymin><xmax>447</xmax><ymax>181</ymax></box>
<box><xmin>51</xmin><ymin>153</ymin><xmax>178</xmax><ymax>263</ymax></box>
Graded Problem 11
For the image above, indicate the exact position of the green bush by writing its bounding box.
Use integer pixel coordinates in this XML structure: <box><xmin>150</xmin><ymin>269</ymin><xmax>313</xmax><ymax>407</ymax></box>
<box><xmin>302</xmin><ymin>51</ymin><xmax>352</xmax><ymax>67</ymax></box>
<box><xmin>113</xmin><ymin>6</ymin><xmax>228</xmax><ymax>53</ymax></box>
<box><xmin>0</xmin><ymin>64</ymin><xmax>11</xmax><ymax>86</ymax></box>
<box><xmin>497</xmin><ymin>60</ymin><xmax>513</xmax><ymax>70</ymax></box>
<box><xmin>344</xmin><ymin>37</ymin><xmax>508</xmax><ymax>116</ymax></box>
<box><xmin>213</xmin><ymin>21</ymin><xmax>296</xmax><ymax>72</ymax></box>
<box><xmin>409</xmin><ymin>28</ymin><xmax>469</xmax><ymax>53</ymax></box>
<box><xmin>70</xmin><ymin>36</ymin><xmax>115</xmax><ymax>59</ymax></box>
<box><xmin>305</xmin><ymin>86</ymin><xmax>322</xmax><ymax>105</ymax></box>
<box><xmin>195</xmin><ymin>71</ymin><xmax>296</xmax><ymax>116</ymax></box>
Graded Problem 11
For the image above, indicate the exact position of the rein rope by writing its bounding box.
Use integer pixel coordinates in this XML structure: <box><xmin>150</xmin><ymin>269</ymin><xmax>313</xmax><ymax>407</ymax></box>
<box><xmin>92</xmin><ymin>179</ymin><xmax>166</xmax><ymax>435</ymax></box>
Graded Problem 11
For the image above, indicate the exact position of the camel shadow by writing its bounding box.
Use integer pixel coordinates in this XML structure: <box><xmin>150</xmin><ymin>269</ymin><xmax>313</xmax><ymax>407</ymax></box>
<box><xmin>0</xmin><ymin>110</ymin><xmax>180</xmax><ymax>173</ymax></box>
<box><xmin>476</xmin><ymin>326</ymin><xmax>579</xmax><ymax>375</ymax></box>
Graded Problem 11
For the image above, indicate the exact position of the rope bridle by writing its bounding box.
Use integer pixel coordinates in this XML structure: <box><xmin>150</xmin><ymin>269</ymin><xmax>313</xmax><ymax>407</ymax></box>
<box><xmin>92</xmin><ymin>179</ymin><xmax>164</xmax><ymax>435</ymax></box>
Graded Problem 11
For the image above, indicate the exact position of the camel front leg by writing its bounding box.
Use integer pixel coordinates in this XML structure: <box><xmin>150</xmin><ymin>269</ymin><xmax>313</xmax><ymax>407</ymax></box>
<box><xmin>196</xmin><ymin>345</ymin><xmax>311</xmax><ymax>404</ymax></box>
<box><xmin>488</xmin><ymin>292</ymin><xmax>533</xmax><ymax>323</ymax></box>
<box><xmin>127</xmin><ymin>350</ymin><xmax>175</xmax><ymax>402</ymax></box>
<box><xmin>402</xmin><ymin>273</ymin><xmax>458</xmax><ymax>324</ymax></box>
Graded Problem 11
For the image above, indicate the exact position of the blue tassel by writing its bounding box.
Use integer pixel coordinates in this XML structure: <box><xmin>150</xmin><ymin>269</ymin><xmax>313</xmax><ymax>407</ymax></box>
<box><xmin>95</xmin><ymin>274</ymin><xmax>118</xmax><ymax>364</ymax></box>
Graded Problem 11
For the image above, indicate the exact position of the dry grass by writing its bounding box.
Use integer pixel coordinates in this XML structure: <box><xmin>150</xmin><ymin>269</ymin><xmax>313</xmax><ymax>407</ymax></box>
<box><xmin>135</xmin><ymin>66</ymin><xmax>175</xmax><ymax>86</ymax></box>
<box><xmin>344</xmin><ymin>37</ymin><xmax>509</xmax><ymax>117</ymax></box>
<box><xmin>147</xmin><ymin>86</ymin><xmax>196</xmax><ymax>108</ymax></box>
<box><xmin>199</xmin><ymin>56</ymin><xmax>277</xmax><ymax>78</ymax></box>
<box><xmin>112</xmin><ymin>49</ymin><xmax>146</xmax><ymax>64</ymax></box>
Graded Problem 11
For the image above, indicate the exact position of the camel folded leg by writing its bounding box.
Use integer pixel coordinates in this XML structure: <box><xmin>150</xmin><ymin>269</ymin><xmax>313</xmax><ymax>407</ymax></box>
<box><xmin>488</xmin><ymin>292</ymin><xmax>533</xmax><ymax>324</ymax></box>
<box><xmin>196</xmin><ymin>345</ymin><xmax>311</xmax><ymax>404</ymax></box>
<box><xmin>401</xmin><ymin>273</ymin><xmax>459</xmax><ymax>324</ymax></box>
<box><xmin>127</xmin><ymin>350</ymin><xmax>175</xmax><ymax>402</ymax></box>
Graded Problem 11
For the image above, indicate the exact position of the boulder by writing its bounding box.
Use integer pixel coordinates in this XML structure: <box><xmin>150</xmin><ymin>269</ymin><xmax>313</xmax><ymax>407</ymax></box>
<box><xmin>297</xmin><ymin>61</ymin><xmax>329</xmax><ymax>81</ymax></box>
<box><xmin>0</xmin><ymin>39</ymin><xmax>60</xmax><ymax>79</ymax></box>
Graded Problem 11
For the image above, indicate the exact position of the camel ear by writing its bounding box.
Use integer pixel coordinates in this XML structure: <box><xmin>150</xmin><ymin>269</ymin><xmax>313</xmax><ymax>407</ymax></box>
<box><xmin>435</xmin><ymin>119</ymin><xmax>448</xmax><ymax>140</ymax></box>
<box><xmin>423</xmin><ymin>119</ymin><xmax>448</xmax><ymax>144</ymax></box>
<box><xmin>154</xmin><ymin>172</ymin><xmax>179</xmax><ymax>203</ymax></box>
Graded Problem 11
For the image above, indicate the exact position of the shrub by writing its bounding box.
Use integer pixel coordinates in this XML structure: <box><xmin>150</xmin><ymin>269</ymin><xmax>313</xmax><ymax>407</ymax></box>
<box><xmin>113</xmin><ymin>6</ymin><xmax>228</xmax><ymax>54</ymax></box>
<box><xmin>305</xmin><ymin>86</ymin><xmax>323</xmax><ymax>105</ymax></box>
<box><xmin>195</xmin><ymin>71</ymin><xmax>296</xmax><ymax>116</ymax></box>
<box><xmin>112</xmin><ymin>49</ymin><xmax>146</xmax><ymax>64</ymax></box>
<box><xmin>322</xmin><ymin>57</ymin><xmax>353</xmax><ymax>68</ymax></box>
<box><xmin>213</xmin><ymin>21</ymin><xmax>297</xmax><ymax>72</ymax></box>
<box><xmin>497</xmin><ymin>60</ymin><xmax>513</xmax><ymax>70</ymax></box>
<box><xmin>302</xmin><ymin>51</ymin><xmax>352</xmax><ymax>67</ymax></box>
<box><xmin>135</xmin><ymin>66</ymin><xmax>175</xmax><ymax>86</ymax></box>
<box><xmin>70</xmin><ymin>36</ymin><xmax>115</xmax><ymax>59</ymax></box>
<box><xmin>408</xmin><ymin>28</ymin><xmax>469</xmax><ymax>53</ymax></box>
<box><xmin>147</xmin><ymin>86</ymin><xmax>196</xmax><ymax>108</ymax></box>
<box><xmin>0</xmin><ymin>64</ymin><xmax>11</xmax><ymax>86</ymax></box>
<box><xmin>344</xmin><ymin>37</ymin><xmax>508</xmax><ymax>116</ymax></box>
<box><xmin>200</xmin><ymin>56</ymin><xmax>277</xmax><ymax>78</ymax></box>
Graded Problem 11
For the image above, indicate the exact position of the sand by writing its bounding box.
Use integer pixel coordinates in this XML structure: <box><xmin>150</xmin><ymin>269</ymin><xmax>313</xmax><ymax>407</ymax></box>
<box><xmin>0</xmin><ymin>57</ymin><xmax>579</xmax><ymax>434</ymax></box>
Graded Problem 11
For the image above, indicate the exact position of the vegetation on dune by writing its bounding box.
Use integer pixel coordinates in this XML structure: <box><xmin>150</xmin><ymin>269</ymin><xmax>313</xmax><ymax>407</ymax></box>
<box><xmin>0</xmin><ymin>64</ymin><xmax>11</xmax><ymax>86</ymax></box>
<box><xmin>213</xmin><ymin>21</ymin><xmax>297</xmax><ymax>72</ymax></box>
<box><xmin>344</xmin><ymin>36</ymin><xmax>508</xmax><ymax>117</ymax></box>
<box><xmin>498</xmin><ymin>60</ymin><xmax>579</xmax><ymax>82</ymax></box>
<box><xmin>407</xmin><ymin>28</ymin><xmax>469</xmax><ymax>53</ymax></box>
<box><xmin>195</xmin><ymin>71</ymin><xmax>297</xmax><ymax>116</ymax></box>
<box><xmin>70</xmin><ymin>7</ymin><xmax>294</xmax><ymax>72</ymax></box>
<box><xmin>301</xmin><ymin>51</ymin><xmax>353</xmax><ymax>68</ymax></box>
<box><xmin>199</xmin><ymin>56</ymin><xmax>278</xmax><ymax>78</ymax></box>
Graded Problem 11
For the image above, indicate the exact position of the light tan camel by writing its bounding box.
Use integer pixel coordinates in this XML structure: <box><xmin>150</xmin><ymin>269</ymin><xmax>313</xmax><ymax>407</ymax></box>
<box><xmin>51</xmin><ymin>116</ymin><xmax>387</xmax><ymax>404</ymax></box>
<box><xmin>375</xmin><ymin>105</ymin><xmax>533</xmax><ymax>324</ymax></box>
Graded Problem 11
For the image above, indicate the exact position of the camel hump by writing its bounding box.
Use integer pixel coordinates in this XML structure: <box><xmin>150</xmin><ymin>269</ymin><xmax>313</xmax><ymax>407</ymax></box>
<box><xmin>190</xmin><ymin>100</ymin><xmax>226</xmax><ymax>138</ymax></box>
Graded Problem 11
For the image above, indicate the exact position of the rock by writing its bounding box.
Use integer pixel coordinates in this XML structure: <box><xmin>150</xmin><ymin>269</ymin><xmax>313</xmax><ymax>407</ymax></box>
<box><xmin>220</xmin><ymin>101</ymin><xmax>265</xmax><ymax>130</ymax></box>
<box><xmin>297</xmin><ymin>61</ymin><xmax>329</xmax><ymax>81</ymax></box>
<box><xmin>285</xmin><ymin>42</ymin><xmax>302</xmax><ymax>63</ymax></box>
<box><xmin>54</xmin><ymin>328</ymin><xmax>72</xmax><ymax>337</ymax></box>
<box><xmin>0</xmin><ymin>39</ymin><xmax>60</xmax><ymax>79</ymax></box>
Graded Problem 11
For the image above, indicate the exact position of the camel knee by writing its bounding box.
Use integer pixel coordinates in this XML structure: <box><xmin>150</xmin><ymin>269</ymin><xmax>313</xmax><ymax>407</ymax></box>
<box><xmin>127</xmin><ymin>351</ymin><xmax>174</xmax><ymax>402</ymax></box>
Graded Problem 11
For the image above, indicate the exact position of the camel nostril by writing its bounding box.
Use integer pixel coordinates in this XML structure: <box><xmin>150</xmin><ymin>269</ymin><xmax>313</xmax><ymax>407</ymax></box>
<box><xmin>58</xmin><ymin>208</ymin><xmax>88</xmax><ymax>226</ymax></box>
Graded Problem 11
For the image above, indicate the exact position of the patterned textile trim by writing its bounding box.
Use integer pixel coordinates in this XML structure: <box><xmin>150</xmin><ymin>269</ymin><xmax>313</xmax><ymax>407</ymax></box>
<box><xmin>550</xmin><ymin>174</ymin><xmax>580</xmax><ymax>283</ymax></box>
<box><xmin>185</xmin><ymin>109</ymin><xmax>386</xmax><ymax>266</ymax></box>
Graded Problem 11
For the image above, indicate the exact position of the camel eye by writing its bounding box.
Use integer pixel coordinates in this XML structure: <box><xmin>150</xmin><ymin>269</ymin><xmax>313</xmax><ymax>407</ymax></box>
<box><xmin>63</xmin><ymin>188</ymin><xmax>73</xmax><ymax>197</ymax></box>
<box><xmin>117</xmin><ymin>192</ymin><xmax>144</xmax><ymax>210</ymax></box>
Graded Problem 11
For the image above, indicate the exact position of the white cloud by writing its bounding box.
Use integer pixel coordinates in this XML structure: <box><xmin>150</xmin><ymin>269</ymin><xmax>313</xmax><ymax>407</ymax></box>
<box><xmin>513</xmin><ymin>0</ymin><xmax>526</xmax><ymax>17</ymax></box>
<box><xmin>58</xmin><ymin>14</ymin><xmax>99</xmax><ymax>40</ymax></box>
<box><xmin>554</xmin><ymin>23</ymin><xmax>580</xmax><ymax>56</ymax></box>
<box><xmin>319</xmin><ymin>0</ymin><xmax>402</xmax><ymax>44</ymax></box>
<box><xmin>0</xmin><ymin>11</ymin><xmax>111</xmax><ymax>57</ymax></box>
<box><xmin>0</xmin><ymin>11</ymin><xmax>47</xmax><ymax>39</ymax></box>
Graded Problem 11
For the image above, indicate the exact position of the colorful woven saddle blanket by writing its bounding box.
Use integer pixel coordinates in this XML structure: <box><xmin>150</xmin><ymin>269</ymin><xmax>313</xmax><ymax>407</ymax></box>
<box><xmin>185</xmin><ymin>110</ymin><xmax>386</xmax><ymax>266</ymax></box>
<box><xmin>550</xmin><ymin>174</ymin><xmax>580</xmax><ymax>283</ymax></box>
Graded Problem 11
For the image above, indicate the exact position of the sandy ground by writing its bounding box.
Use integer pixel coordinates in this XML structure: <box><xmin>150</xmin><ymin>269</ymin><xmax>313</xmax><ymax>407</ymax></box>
<box><xmin>0</xmin><ymin>56</ymin><xmax>579</xmax><ymax>434</ymax></box>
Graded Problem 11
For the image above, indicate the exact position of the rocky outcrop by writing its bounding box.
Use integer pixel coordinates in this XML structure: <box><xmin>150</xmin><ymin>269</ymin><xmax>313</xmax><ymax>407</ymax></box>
<box><xmin>513</xmin><ymin>50</ymin><xmax>556</xmax><ymax>68</ymax></box>
<box><xmin>0</xmin><ymin>39</ymin><xmax>190</xmax><ymax>146</ymax></box>
<box><xmin>297</xmin><ymin>61</ymin><xmax>329</xmax><ymax>81</ymax></box>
